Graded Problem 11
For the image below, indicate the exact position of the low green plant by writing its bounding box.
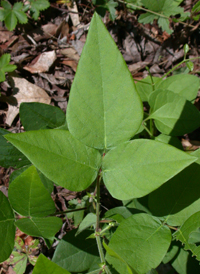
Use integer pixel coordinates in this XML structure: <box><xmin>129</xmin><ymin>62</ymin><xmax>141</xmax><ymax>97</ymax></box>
<box><xmin>94</xmin><ymin>0</ymin><xmax>195</xmax><ymax>34</ymax></box>
<box><xmin>0</xmin><ymin>53</ymin><xmax>16</xmax><ymax>83</ymax></box>
<box><xmin>0</xmin><ymin>0</ymin><xmax>50</xmax><ymax>31</ymax></box>
<box><xmin>1</xmin><ymin>12</ymin><xmax>200</xmax><ymax>274</ymax></box>
<box><xmin>6</xmin><ymin>237</ymin><xmax>39</xmax><ymax>274</ymax></box>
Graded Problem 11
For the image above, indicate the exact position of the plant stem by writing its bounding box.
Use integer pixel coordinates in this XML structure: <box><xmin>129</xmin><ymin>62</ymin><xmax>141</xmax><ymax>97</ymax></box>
<box><xmin>95</xmin><ymin>176</ymin><xmax>105</xmax><ymax>263</ymax></box>
<box><xmin>157</xmin><ymin>57</ymin><xmax>200</xmax><ymax>81</ymax></box>
<box><xmin>145</xmin><ymin>67</ymin><xmax>155</xmax><ymax>137</ymax></box>
<box><xmin>95</xmin><ymin>175</ymin><xmax>101</xmax><ymax>234</ymax></box>
<box><xmin>142</xmin><ymin>120</ymin><xmax>154</xmax><ymax>138</ymax></box>
<box><xmin>95</xmin><ymin>175</ymin><xmax>112</xmax><ymax>274</ymax></box>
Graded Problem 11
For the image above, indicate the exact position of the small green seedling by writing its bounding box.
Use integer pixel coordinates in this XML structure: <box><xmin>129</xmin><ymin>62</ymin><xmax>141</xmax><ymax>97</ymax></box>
<box><xmin>1</xmin><ymin>12</ymin><xmax>200</xmax><ymax>274</ymax></box>
<box><xmin>0</xmin><ymin>53</ymin><xmax>16</xmax><ymax>82</ymax></box>
<box><xmin>6</xmin><ymin>237</ymin><xmax>39</xmax><ymax>274</ymax></box>
<box><xmin>0</xmin><ymin>0</ymin><xmax>50</xmax><ymax>31</ymax></box>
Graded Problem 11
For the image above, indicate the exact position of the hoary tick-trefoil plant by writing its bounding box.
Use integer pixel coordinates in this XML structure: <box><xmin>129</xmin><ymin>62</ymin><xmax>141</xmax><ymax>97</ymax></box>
<box><xmin>1</xmin><ymin>12</ymin><xmax>200</xmax><ymax>274</ymax></box>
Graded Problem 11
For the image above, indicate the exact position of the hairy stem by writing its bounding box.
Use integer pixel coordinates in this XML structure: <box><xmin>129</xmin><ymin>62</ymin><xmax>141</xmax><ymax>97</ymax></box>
<box><xmin>95</xmin><ymin>175</ymin><xmax>112</xmax><ymax>274</ymax></box>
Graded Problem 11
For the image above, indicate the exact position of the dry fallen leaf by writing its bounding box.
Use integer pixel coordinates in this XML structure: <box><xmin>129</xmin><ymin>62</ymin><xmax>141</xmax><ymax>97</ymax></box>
<box><xmin>58</xmin><ymin>47</ymin><xmax>80</xmax><ymax>61</ymax></box>
<box><xmin>23</xmin><ymin>50</ymin><xmax>56</xmax><ymax>74</ymax></box>
<box><xmin>6</xmin><ymin>76</ymin><xmax>50</xmax><ymax>126</ymax></box>
<box><xmin>68</xmin><ymin>2</ymin><xmax>80</xmax><ymax>27</ymax></box>
<box><xmin>61</xmin><ymin>59</ymin><xmax>78</xmax><ymax>72</ymax></box>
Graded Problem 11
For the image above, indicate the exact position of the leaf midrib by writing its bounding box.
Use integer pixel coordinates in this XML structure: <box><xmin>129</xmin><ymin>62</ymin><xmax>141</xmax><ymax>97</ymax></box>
<box><xmin>7</xmin><ymin>137</ymin><xmax>99</xmax><ymax>171</ymax></box>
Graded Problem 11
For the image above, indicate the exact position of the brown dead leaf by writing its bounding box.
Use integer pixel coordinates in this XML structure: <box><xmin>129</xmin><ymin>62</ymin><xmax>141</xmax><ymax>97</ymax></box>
<box><xmin>6</xmin><ymin>76</ymin><xmax>50</xmax><ymax>126</ymax></box>
<box><xmin>23</xmin><ymin>51</ymin><xmax>56</xmax><ymax>73</ymax></box>
<box><xmin>29</xmin><ymin>23</ymin><xmax>58</xmax><ymax>42</ymax></box>
<box><xmin>0</xmin><ymin>28</ymin><xmax>13</xmax><ymax>43</ymax></box>
<box><xmin>128</xmin><ymin>61</ymin><xmax>150</xmax><ymax>74</ymax></box>
<box><xmin>24</xmin><ymin>236</ymin><xmax>34</xmax><ymax>246</ymax></box>
<box><xmin>58</xmin><ymin>47</ymin><xmax>80</xmax><ymax>61</ymax></box>
<box><xmin>61</xmin><ymin>59</ymin><xmax>78</xmax><ymax>72</ymax></box>
<box><xmin>68</xmin><ymin>2</ymin><xmax>80</xmax><ymax>27</ymax></box>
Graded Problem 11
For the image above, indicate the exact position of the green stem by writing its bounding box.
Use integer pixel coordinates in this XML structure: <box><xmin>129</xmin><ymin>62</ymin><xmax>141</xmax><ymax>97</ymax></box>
<box><xmin>142</xmin><ymin>120</ymin><xmax>154</xmax><ymax>138</ymax></box>
<box><xmin>95</xmin><ymin>175</ymin><xmax>112</xmax><ymax>274</ymax></box>
<box><xmin>95</xmin><ymin>176</ymin><xmax>105</xmax><ymax>262</ymax></box>
<box><xmin>157</xmin><ymin>57</ymin><xmax>200</xmax><ymax>81</ymax></box>
<box><xmin>95</xmin><ymin>176</ymin><xmax>101</xmax><ymax>234</ymax></box>
<box><xmin>145</xmin><ymin>67</ymin><xmax>155</xmax><ymax>137</ymax></box>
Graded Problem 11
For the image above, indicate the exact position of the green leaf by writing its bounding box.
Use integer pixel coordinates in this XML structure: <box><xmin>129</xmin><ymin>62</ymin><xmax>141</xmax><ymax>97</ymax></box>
<box><xmin>102</xmin><ymin>139</ymin><xmax>196</xmax><ymax>200</ymax></box>
<box><xmin>0</xmin><ymin>128</ymin><xmax>30</xmax><ymax>168</ymax></box>
<box><xmin>162</xmin><ymin>241</ymin><xmax>179</xmax><ymax>264</ymax></box>
<box><xmin>183</xmin><ymin>44</ymin><xmax>189</xmax><ymax>57</ymax></box>
<box><xmin>174</xmin><ymin>211</ymin><xmax>200</xmax><ymax>260</ymax></box>
<box><xmin>1</xmin><ymin>1</ymin><xmax>28</xmax><ymax>31</ymax></box>
<box><xmin>0</xmin><ymin>53</ymin><xmax>10</xmax><ymax>68</ymax></box>
<box><xmin>1</xmin><ymin>0</ymin><xmax>11</xmax><ymax>10</ymax></box>
<box><xmin>0</xmin><ymin>54</ymin><xmax>16</xmax><ymax>82</ymax></box>
<box><xmin>29</xmin><ymin>0</ymin><xmax>50</xmax><ymax>20</ymax></box>
<box><xmin>171</xmin><ymin>244</ymin><xmax>200</xmax><ymax>274</ymax></box>
<box><xmin>37</xmin><ymin>169</ymin><xmax>54</xmax><ymax>194</ymax></box>
<box><xmin>33</xmin><ymin>254</ymin><xmax>71</xmax><ymax>274</ymax></box>
<box><xmin>103</xmin><ymin>241</ymin><xmax>137</xmax><ymax>274</ymax></box>
<box><xmin>67</xmin><ymin>13</ymin><xmax>143</xmax><ymax>150</ymax></box>
<box><xmin>4</xmin><ymin>11</ymin><xmax>17</xmax><ymax>31</ymax></box>
<box><xmin>8</xmin><ymin>166</ymin><xmax>62</xmax><ymax>239</ymax></box>
<box><xmin>8</xmin><ymin>165</ymin><xmax>56</xmax><ymax>217</ymax></box>
<box><xmin>192</xmin><ymin>1</ymin><xmax>200</xmax><ymax>13</ymax></box>
<box><xmin>76</xmin><ymin>213</ymin><xmax>97</xmax><ymax>236</ymax></box>
<box><xmin>135</xmin><ymin>76</ymin><xmax>161</xmax><ymax>102</ymax></box>
<box><xmin>104</xmin><ymin>206</ymin><xmax>136</xmax><ymax>219</ymax></box>
<box><xmin>106</xmin><ymin>213</ymin><xmax>171</xmax><ymax>274</ymax></box>
<box><xmin>146</xmin><ymin>270</ymin><xmax>158</xmax><ymax>274</ymax></box>
<box><xmin>20</xmin><ymin>103</ymin><xmax>66</xmax><ymax>131</ymax></box>
<box><xmin>0</xmin><ymin>191</ymin><xmax>15</xmax><ymax>263</ymax></box>
<box><xmin>188</xmin><ymin>228</ymin><xmax>200</xmax><ymax>245</ymax></box>
<box><xmin>13</xmin><ymin>254</ymin><xmax>27</xmax><ymax>274</ymax></box>
<box><xmin>15</xmin><ymin>217</ymin><xmax>62</xmax><ymax>239</ymax></box>
<box><xmin>9</xmin><ymin>166</ymin><xmax>30</xmax><ymax>183</ymax></box>
<box><xmin>155</xmin><ymin>134</ymin><xmax>183</xmax><ymax>150</ymax></box>
<box><xmin>138</xmin><ymin>12</ymin><xmax>157</xmax><ymax>24</ymax></box>
<box><xmin>30</xmin><ymin>6</ymin><xmax>40</xmax><ymax>20</ymax></box>
<box><xmin>52</xmin><ymin>229</ymin><xmax>100</xmax><ymax>273</ymax></box>
<box><xmin>148</xmin><ymin>89</ymin><xmax>200</xmax><ymax>136</ymax></box>
<box><xmin>5</xmin><ymin>130</ymin><xmax>102</xmax><ymax>192</ymax></box>
<box><xmin>158</xmin><ymin>17</ymin><xmax>172</xmax><ymax>34</ymax></box>
<box><xmin>139</xmin><ymin>0</ymin><xmax>186</xmax><ymax>34</ymax></box>
<box><xmin>156</xmin><ymin>74</ymin><xmax>199</xmax><ymax>102</ymax></box>
<box><xmin>69</xmin><ymin>200</ymin><xmax>86</xmax><ymax>227</ymax></box>
<box><xmin>186</xmin><ymin>61</ymin><xmax>194</xmax><ymax>72</ymax></box>
<box><xmin>106</xmin><ymin>0</ymin><xmax>118</xmax><ymax>20</ymax></box>
<box><xmin>149</xmin><ymin>149</ymin><xmax>200</xmax><ymax>226</ymax></box>
<box><xmin>30</xmin><ymin>0</ymin><xmax>50</xmax><ymax>10</ymax></box>
<box><xmin>12</xmin><ymin>2</ymin><xmax>28</xmax><ymax>24</ymax></box>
